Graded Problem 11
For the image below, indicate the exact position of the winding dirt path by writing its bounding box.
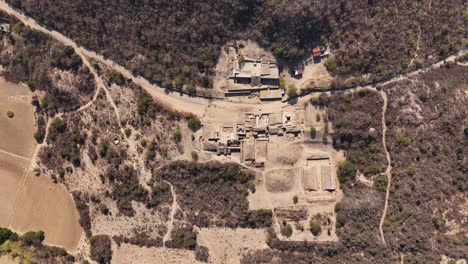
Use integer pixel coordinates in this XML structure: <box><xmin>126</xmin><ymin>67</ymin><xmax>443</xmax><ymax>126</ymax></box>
<box><xmin>378</xmin><ymin>90</ymin><xmax>392</xmax><ymax>245</ymax></box>
<box><xmin>408</xmin><ymin>25</ymin><xmax>422</xmax><ymax>68</ymax></box>
<box><xmin>162</xmin><ymin>180</ymin><xmax>181</xmax><ymax>246</ymax></box>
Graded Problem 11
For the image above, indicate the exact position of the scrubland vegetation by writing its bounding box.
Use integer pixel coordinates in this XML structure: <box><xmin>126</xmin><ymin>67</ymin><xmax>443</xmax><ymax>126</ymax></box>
<box><xmin>242</xmin><ymin>64</ymin><xmax>468</xmax><ymax>263</ymax></box>
<box><xmin>0</xmin><ymin>16</ymin><xmax>95</xmax><ymax>114</ymax></box>
<box><xmin>5</xmin><ymin>0</ymin><xmax>466</xmax><ymax>90</ymax></box>
<box><xmin>383</xmin><ymin>64</ymin><xmax>467</xmax><ymax>261</ymax></box>
<box><xmin>155</xmin><ymin>161</ymin><xmax>272</xmax><ymax>228</ymax></box>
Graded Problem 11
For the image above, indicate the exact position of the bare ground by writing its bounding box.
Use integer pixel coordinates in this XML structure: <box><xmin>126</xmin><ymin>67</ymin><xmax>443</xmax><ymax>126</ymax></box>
<box><xmin>112</xmin><ymin>243</ymin><xmax>200</xmax><ymax>264</ymax></box>
<box><xmin>196</xmin><ymin>227</ymin><xmax>268</xmax><ymax>264</ymax></box>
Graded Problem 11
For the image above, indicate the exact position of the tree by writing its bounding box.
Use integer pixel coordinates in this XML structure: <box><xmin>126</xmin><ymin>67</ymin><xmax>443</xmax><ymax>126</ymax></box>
<box><xmin>281</xmin><ymin>224</ymin><xmax>293</xmax><ymax>237</ymax></box>
<box><xmin>90</xmin><ymin>235</ymin><xmax>112</xmax><ymax>264</ymax></box>
<box><xmin>0</xmin><ymin>227</ymin><xmax>14</xmax><ymax>245</ymax></box>
<box><xmin>34</xmin><ymin>130</ymin><xmax>45</xmax><ymax>143</ymax></box>
<box><xmin>279</xmin><ymin>76</ymin><xmax>286</xmax><ymax>89</ymax></box>
<box><xmin>191</xmin><ymin>151</ymin><xmax>198</xmax><ymax>161</ymax></box>
<box><xmin>310</xmin><ymin>222</ymin><xmax>322</xmax><ymax>236</ymax></box>
<box><xmin>287</xmin><ymin>85</ymin><xmax>297</xmax><ymax>99</ymax></box>
<box><xmin>337</xmin><ymin>160</ymin><xmax>357</xmax><ymax>184</ymax></box>
<box><xmin>293</xmin><ymin>195</ymin><xmax>298</xmax><ymax>204</ymax></box>
<box><xmin>51</xmin><ymin>117</ymin><xmax>66</xmax><ymax>132</ymax></box>
<box><xmin>310</xmin><ymin>126</ymin><xmax>317</xmax><ymax>139</ymax></box>
<box><xmin>172</xmin><ymin>131</ymin><xmax>182</xmax><ymax>143</ymax></box>
<box><xmin>21</xmin><ymin>231</ymin><xmax>45</xmax><ymax>246</ymax></box>
<box><xmin>124</xmin><ymin>127</ymin><xmax>132</xmax><ymax>138</ymax></box>
<box><xmin>187</xmin><ymin>116</ymin><xmax>201</xmax><ymax>131</ymax></box>
<box><xmin>273</xmin><ymin>47</ymin><xmax>284</xmax><ymax>58</ymax></box>
<box><xmin>334</xmin><ymin>202</ymin><xmax>342</xmax><ymax>212</ymax></box>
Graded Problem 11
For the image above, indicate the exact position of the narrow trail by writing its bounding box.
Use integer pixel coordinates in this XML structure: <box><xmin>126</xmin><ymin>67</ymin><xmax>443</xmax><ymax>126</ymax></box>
<box><xmin>162</xmin><ymin>180</ymin><xmax>181</xmax><ymax>246</ymax></box>
<box><xmin>0</xmin><ymin>149</ymin><xmax>30</xmax><ymax>161</ymax></box>
<box><xmin>378</xmin><ymin>90</ymin><xmax>392</xmax><ymax>245</ymax></box>
<box><xmin>408</xmin><ymin>25</ymin><xmax>422</xmax><ymax>68</ymax></box>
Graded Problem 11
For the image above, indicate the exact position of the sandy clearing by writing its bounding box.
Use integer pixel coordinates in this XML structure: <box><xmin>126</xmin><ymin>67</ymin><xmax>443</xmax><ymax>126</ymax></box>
<box><xmin>112</xmin><ymin>243</ymin><xmax>200</xmax><ymax>264</ymax></box>
<box><xmin>196</xmin><ymin>228</ymin><xmax>268</xmax><ymax>264</ymax></box>
<box><xmin>0</xmin><ymin>256</ymin><xmax>15</xmax><ymax>264</ymax></box>
<box><xmin>9</xmin><ymin>173</ymin><xmax>83</xmax><ymax>253</ymax></box>
<box><xmin>0</xmin><ymin>82</ymin><xmax>35</xmax><ymax>158</ymax></box>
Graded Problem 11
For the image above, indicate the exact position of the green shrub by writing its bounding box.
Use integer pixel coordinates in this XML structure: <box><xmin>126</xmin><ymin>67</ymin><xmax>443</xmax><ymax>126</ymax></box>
<box><xmin>273</xmin><ymin>47</ymin><xmax>284</xmax><ymax>58</ymax></box>
<box><xmin>20</xmin><ymin>231</ymin><xmax>45</xmax><ymax>246</ymax></box>
<box><xmin>337</xmin><ymin>160</ymin><xmax>357</xmax><ymax>184</ymax></box>
<box><xmin>187</xmin><ymin>116</ymin><xmax>201</xmax><ymax>131</ymax></box>
<box><xmin>39</xmin><ymin>98</ymin><xmax>48</xmax><ymax>109</ymax></box>
<box><xmin>33</xmin><ymin>130</ymin><xmax>45</xmax><ymax>143</ymax></box>
<box><xmin>395</xmin><ymin>131</ymin><xmax>411</xmax><ymax>146</ymax></box>
<box><xmin>325</xmin><ymin>57</ymin><xmax>337</xmax><ymax>72</ymax></box>
<box><xmin>140</xmin><ymin>138</ymin><xmax>147</xmax><ymax>147</ymax></box>
<box><xmin>297</xmin><ymin>48</ymin><xmax>305</xmax><ymax>57</ymax></box>
<box><xmin>279</xmin><ymin>76</ymin><xmax>286</xmax><ymax>89</ymax></box>
<box><xmin>90</xmin><ymin>235</ymin><xmax>112</xmax><ymax>264</ymax></box>
<box><xmin>99</xmin><ymin>141</ymin><xmax>109</xmax><ymax>157</ymax></box>
<box><xmin>419</xmin><ymin>90</ymin><xmax>429</xmax><ymax>102</ymax></box>
<box><xmin>310</xmin><ymin>222</ymin><xmax>322</xmax><ymax>236</ymax></box>
<box><xmin>124</xmin><ymin>127</ymin><xmax>131</xmax><ymax>138</ymax></box>
<box><xmin>334</xmin><ymin>202</ymin><xmax>342</xmax><ymax>212</ymax></box>
<box><xmin>191</xmin><ymin>151</ymin><xmax>198</xmax><ymax>161</ymax></box>
<box><xmin>287</xmin><ymin>85</ymin><xmax>297</xmax><ymax>99</ymax></box>
<box><xmin>0</xmin><ymin>228</ymin><xmax>14</xmax><ymax>245</ymax></box>
<box><xmin>172</xmin><ymin>131</ymin><xmax>182</xmax><ymax>142</ymax></box>
<box><xmin>293</xmin><ymin>195</ymin><xmax>298</xmax><ymax>204</ymax></box>
<box><xmin>137</xmin><ymin>95</ymin><xmax>152</xmax><ymax>115</ymax></box>
<box><xmin>51</xmin><ymin>118</ymin><xmax>66</xmax><ymax>132</ymax></box>
<box><xmin>310</xmin><ymin>126</ymin><xmax>317</xmax><ymax>139</ymax></box>
<box><xmin>281</xmin><ymin>224</ymin><xmax>293</xmax><ymax>237</ymax></box>
<box><xmin>336</xmin><ymin>216</ymin><xmax>346</xmax><ymax>228</ymax></box>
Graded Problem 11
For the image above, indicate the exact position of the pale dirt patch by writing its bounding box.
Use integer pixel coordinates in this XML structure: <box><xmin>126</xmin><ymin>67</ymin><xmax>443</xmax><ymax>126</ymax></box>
<box><xmin>0</xmin><ymin>256</ymin><xmax>15</xmax><ymax>264</ymax></box>
<box><xmin>212</xmin><ymin>45</ymin><xmax>230</xmax><ymax>92</ymax></box>
<box><xmin>10</xmin><ymin>173</ymin><xmax>83</xmax><ymax>253</ymax></box>
<box><xmin>112</xmin><ymin>243</ymin><xmax>200</xmax><ymax>264</ymax></box>
<box><xmin>0</xmin><ymin>82</ymin><xmax>35</xmax><ymax>158</ymax></box>
<box><xmin>0</xmin><ymin>153</ymin><xmax>28</xmax><ymax>226</ymax></box>
<box><xmin>238</xmin><ymin>40</ymin><xmax>275</xmax><ymax>61</ymax></box>
<box><xmin>283</xmin><ymin>58</ymin><xmax>332</xmax><ymax>90</ymax></box>
<box><xmin>356</xmin><ymin>171</ymin><xmax>373</xmax><ymax>187</ymax></box>
<box><xmin>440</xmin><ymin>255</ymin><xmax>467</xmax><ymax>264</ymax></box>
<box><xmin>197</xmin><ymin>228</ymin><xmax>268</xmax><ymax>264</ymax></box>
<box><xmin>266</xmin><ymin>139</ymin><xmax>302</xmax><ymax>168</ymax></box>
<box><xmin>264</xmin><ymin>169</ymin><xmax>296</xmax><ymax>192</ymax></box>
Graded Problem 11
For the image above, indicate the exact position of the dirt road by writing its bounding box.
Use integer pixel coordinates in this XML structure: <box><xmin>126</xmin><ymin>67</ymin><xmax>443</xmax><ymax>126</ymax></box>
<box><xmin>1</xmin><ymin>0</ymin><xmax>466</xmax><ymax>120</ymax></box>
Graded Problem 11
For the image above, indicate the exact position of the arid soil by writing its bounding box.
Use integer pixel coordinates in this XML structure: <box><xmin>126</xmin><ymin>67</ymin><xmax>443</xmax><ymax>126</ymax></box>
<box><xmin>112</xmin><ymin>243</ymin><xmax>200</xmax><ymax>264</ymax></box>
<box><xmin>197</xmin><ymin>228</ymin><xmax>268</xmax><ymax>264</ymax></box>
<box><xmin>0</xmin><ymin>152</ymin><xmax>27</xmax><ymax>226</ymax></box>
<box><xmin>0</xmin><ymin>82</ymin><xmax>83</xmax><ymax>253</ymax></box>
<box><xmin>0</xmin><ymin>82</ymin><xmax>35</xmax><ymax>158</ymax></box>
<box><xmin>0</xmin><ymin>256</ymin><xmax>15</xmax><ymax>264</ymax></box>
<box><xmin>9</xmin><ymin>173</ymin><xmax>82</xmax><ymax>252</ymax></box>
